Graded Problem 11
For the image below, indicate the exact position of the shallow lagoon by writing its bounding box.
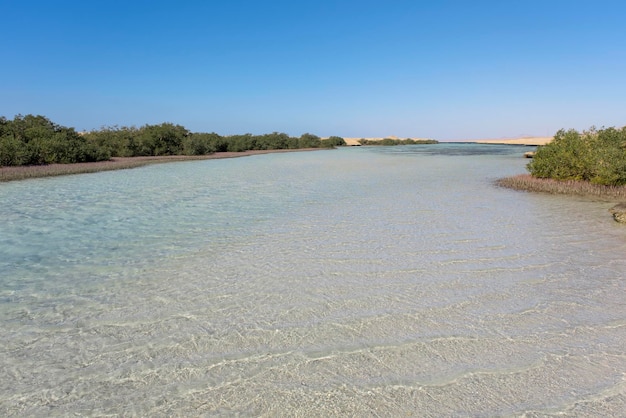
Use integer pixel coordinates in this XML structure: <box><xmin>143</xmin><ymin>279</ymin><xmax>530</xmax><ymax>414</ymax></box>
<box><xmin>1</xmin><ymin>144</ymin><xmax>625</xmax><ymax>416</ymax></box>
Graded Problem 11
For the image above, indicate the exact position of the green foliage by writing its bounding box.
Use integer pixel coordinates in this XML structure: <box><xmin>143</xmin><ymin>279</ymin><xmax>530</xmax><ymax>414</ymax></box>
<box><xmin>182</xmin><ymin>132</ymin><xmax>219</xmax><ymax>155</ymax></box>
<box><xmin>358</xmin><ymin>138</ymin><xmax>438</xmax><ymax>145</ymax></box>
<box><xmin>0</xmin><ymin>114</ymin><xmax>107</xmax><ymax>166</ymax></box>
<box><xmin>322</xmin><ymin>136</ymin><xmax>346</xmax><ymax>147</ymax></box>
<box><xmin>84</xmin><ymin>126</ymin><xmax>141</xmax><ymax>157</ymax></box>
<box><xmin>227</xmin><ymin>134</ymin><xmax>255</xmax><ymax>152</ymax></box>
<box><xmin>136</xmin><ymin>122</ymin><xmax>189</xmax><ymax>156</ymax></box>
<box><xmin>260</xmin><ymin>132</ymin><xmax>291</xmax><ymax>150</ymax></box>
<box><xmin>0</xmin><ymin>114</ymin><xmax>345</xmax><ymax>167</ymax></box>
<box><xmin>0</xmin><ymin>135</ymin><xmax>26</xmax><ymax>166</ymax></box>
<box><xmin>528</xmin><ymin>126</ymin><xmax>626</xmax><ymax>186</ymax></box>
<box><xmin>297</xmin><ymin>133</ymin><xmax>322</xmax><ymax>149</ymax></box>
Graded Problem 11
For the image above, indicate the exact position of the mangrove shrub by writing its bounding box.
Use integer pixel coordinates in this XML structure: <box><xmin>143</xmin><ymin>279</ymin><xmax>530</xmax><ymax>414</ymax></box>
<box><xmin>0</xmin><ymin>114</ymin><xmax>106</xmax><ymax>165</ymax></box>
<box><xmin>0</xmin><ymin>114</ymin><xmax>346</xmax><ymax>167</ymax></box>
<box><xmin>358</xmin><ymin>138</ymin><xmax>438</xmax><ymax>145</ymax></box>
<box><xmin>528</xmin><ymin>126</ymin><xmax>626</xmax><ymax>186</ymax></box>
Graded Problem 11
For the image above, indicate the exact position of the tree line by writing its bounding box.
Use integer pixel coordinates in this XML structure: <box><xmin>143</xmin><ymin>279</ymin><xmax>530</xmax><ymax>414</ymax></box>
<box><xmin>358</xmin><ymin>138</ymin><xmax>438</xmax><ymax>145</ymax></box>
<box><xmin>528</xmin><ymin>126</ymin><xmax>626</xmax><ymax>186</ymax></box>
<box><xmin>0</xmin><ymin>114</ymin><xmax>346</xmax><ymax>166</ymax></box>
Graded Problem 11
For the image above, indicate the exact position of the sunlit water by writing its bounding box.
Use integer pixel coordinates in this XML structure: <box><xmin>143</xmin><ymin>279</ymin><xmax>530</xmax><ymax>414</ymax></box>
<box><xmin>1</xmin><ymin>144</ymin><xmax>625</xmax><ymax>416</ymax></box>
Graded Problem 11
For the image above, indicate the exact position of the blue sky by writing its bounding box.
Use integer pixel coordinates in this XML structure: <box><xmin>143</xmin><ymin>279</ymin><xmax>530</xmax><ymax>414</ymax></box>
<box><xmin>2</xmin><ymin>0</ymin><xmax>625</xmax><ymax>140</ymax></box>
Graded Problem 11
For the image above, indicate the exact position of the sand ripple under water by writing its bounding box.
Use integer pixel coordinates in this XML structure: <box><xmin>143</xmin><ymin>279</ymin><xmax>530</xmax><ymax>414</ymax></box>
<box><xmin>1</xmin><ymin>145</ymin><xmax>625</xmax><ymax>416</ymax></box>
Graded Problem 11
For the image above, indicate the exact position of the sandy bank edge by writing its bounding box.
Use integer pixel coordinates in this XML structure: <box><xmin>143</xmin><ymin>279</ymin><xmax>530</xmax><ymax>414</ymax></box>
<box><xmin>0</xmin><ymin>148</ymin><xmax>325</xmax><ymax>183</ymax></box>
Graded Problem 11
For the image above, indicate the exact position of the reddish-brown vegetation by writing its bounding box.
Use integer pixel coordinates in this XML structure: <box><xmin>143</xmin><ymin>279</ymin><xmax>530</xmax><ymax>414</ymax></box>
<box><xmin>497</xmin><ymin>174</ymin><xmax>626</xmax><ymax>200</ymax></box>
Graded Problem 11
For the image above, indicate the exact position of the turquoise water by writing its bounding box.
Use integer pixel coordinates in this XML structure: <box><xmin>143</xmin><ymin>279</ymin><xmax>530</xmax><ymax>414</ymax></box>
<box><xmin>1</xmin><ymin>144</ymin><xmax>625</xmax><ymax>416</ymax></box>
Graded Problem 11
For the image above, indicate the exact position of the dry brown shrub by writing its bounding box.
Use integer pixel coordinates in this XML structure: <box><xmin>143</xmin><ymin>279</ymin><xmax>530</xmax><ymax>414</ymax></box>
<box><xmin>497</xmin><ymin>174</ymin><xmax>626</xmax><ymax>201</ymax></box>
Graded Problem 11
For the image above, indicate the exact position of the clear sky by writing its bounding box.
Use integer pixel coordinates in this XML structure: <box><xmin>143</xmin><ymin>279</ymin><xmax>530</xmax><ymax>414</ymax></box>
<box><xmin>2</xmin><ymin>0</ymin><xmax>625</xmax><ymax>140</ymax></box>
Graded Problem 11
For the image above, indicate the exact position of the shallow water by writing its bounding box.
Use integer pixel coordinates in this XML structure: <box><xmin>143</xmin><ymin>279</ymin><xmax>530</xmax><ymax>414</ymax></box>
<box><xmin>1</xmin><ymin>144</ymin><xmax>625</xmax><ymax>416</ymax></box>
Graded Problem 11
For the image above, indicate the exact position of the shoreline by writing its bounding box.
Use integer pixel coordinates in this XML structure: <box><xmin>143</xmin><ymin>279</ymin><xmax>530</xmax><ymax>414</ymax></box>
<box><xmin>496</xmin><ymin>174</ymin><xmax>626</xmax><ymax>201</ymax></box>
<box><xmin>0</xmin><ymin>148</ymin><xmax>324</xmax><ymax>183</ymax></box>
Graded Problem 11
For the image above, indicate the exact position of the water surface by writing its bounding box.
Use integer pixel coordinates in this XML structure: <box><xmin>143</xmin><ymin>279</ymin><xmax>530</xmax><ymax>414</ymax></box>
<box><xmin>1</xmin><ymin>144</ymin><xmax>625</xmax><ymax>416</ymax></box>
